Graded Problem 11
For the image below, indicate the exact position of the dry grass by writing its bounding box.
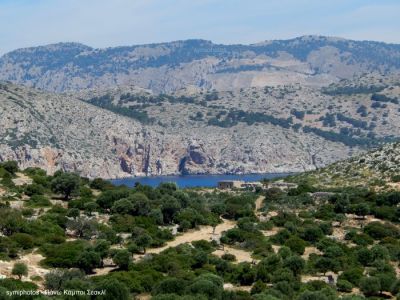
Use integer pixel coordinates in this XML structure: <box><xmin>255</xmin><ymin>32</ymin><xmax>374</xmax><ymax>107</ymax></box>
<box><xmin>12</xmin><ymin>172</ymin><xmax>32</xmax><ymax>186</ymax></box>
<box><xmin>301</xmin><ymin>271</ymin><xmax>338</xmax><ymax>284</ymax></box>
<box><xmin>0</xmin><ymin>249</ymin><xmax>48</xmax><ymax>287</ymax></box>
<box><xmin>223</xmin><ymin>283</ymin><xmax>252</xmax><ymax>292</ymax></box>
<box><xmin>261</xmin><ymin>227</ymin><xmax>280</xmax><ymax>237</ymax></box>
<box><xmin>213</xmin><ymin>245</ymin><xmax>257</xmax><ymax>264</ymax></box>
<box><xmin>301</xmin><ymin>246</ymin><xmax>322</xmax><ymax>260</ymax></box>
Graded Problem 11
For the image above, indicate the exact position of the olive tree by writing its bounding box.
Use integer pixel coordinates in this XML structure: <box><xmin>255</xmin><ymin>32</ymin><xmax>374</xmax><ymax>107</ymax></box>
<box><xmin>51</xmin><ymin>172</ymin><xmax>80</xmax><ymax>200</ymax></box>
<box><xmin>12</xmin><ymin>262</ymin><xmax>28</xmax><ymax>279</ymax></box>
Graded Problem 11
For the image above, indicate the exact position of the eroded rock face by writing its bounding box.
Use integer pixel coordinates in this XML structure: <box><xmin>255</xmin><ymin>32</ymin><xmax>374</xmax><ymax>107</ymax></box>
<box><xmin>189</xmin><ymin>149</ymin><xmax>206</xmax><ymax>165</ymax></box>
<box><xmin>119</xmin><ymin>158</ymin><xmax>134</xmax><ymax>174</ymax></box>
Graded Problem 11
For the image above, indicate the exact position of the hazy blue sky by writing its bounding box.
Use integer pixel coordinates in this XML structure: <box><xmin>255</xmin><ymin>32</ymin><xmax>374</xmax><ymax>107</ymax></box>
<box><xmin>0</xmin><ymin>0</ymin><xmax>399</xmax><ymax>54</ymax></box>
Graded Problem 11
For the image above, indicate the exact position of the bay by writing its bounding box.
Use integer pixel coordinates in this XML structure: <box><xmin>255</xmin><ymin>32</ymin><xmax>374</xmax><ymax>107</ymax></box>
<box><xmin>111</xmin><ymin>173</ymin><xmax>290</xmax><ymax>188</ymax></box>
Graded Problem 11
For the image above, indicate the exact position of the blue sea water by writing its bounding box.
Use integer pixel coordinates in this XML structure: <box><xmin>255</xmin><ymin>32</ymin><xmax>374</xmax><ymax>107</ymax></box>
<box><xmin>111</xmin><ymin>173</ymin><xmax>289</xmax><ymax>188</ymax></box>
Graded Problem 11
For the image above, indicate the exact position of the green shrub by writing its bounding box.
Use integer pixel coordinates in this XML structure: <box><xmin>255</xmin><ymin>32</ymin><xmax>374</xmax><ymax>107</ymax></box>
<box><xmin>351</xmin><ymin>233</ymin><xmax>374</xmax><ymax>246</ymax></box>
<box><xmin>24</xmin><ymin>183</ymin><xmax>45</xmax><ymax>196</ymax></box>
<box><xmin>364</xmin><ymin>222</ymin><xmax>399</xmax><ymax>240</ymax></box>
<box><xmin>336</xmin><ymin>279</ymin><xmax>353</xmax><ymax>292</ymax></box>
<box><xmin>221</xmin><ymin>253</ymin><xmax>236</xmax><ymax>261</ymax></box>
<box><xmin>12</xmin><ymin>262</ymin><xmax>28</xmax><ymax>279</ymax></box>
<box><xmin>301</xmin><ymin>225</ymin><xmax>324</xmax><ymax>243</ymax></box>
<box><xmin>112</xmin><ymin>249</ymin><xmax>132</xmax><ymax>270</ymax></box>
<box><xmin>284</xmin><ymin>236</ymin><xmax>306</xmax><ymax>255</ymax></box>
<box><xmin>90</xmin><ymin>178</ymin><xmax>112</xmax><ymax>191</ymax></box>
<box><xmin>27</xmin><ymin>195</ymin><xmax>51</xmax><ymax>207</ymax></box>
<box><xmin>283</xmin><ymin>255</ymin><xmax>305</xmax><ymax>276</ymax></box>
<box><xmin>0</xmin><ymin>278</ymin><xmax>37</xmax><ymax>291</ymax></box>
<box><xmin>41</xmin><ymin>241</ymin><xmax>88</xmax><ymax>268</ymax></box>
<box><xmin>10</xmin><ymin>233</ymin><xmax>34</xmax><ymax>249</ymax></box>
<box><xmin>1</xmin><ymin>161</ymin><xmax>19</xmax><ymax>175</ymax></box>
<box><xmin>359</xmin><ymin>276</ymin><xmax>381</xmax><ymax>296</ymax></box>
<box><xmin>94</xmin><ymin>278</ymin><xmax>130</xmax><ymax>300</ymax></box>
<box><xmin>153</xmin><ymin>278</ymin><xmax>187</xmax><ymax>296</ymax></box>
<box><xmin>21</xmin><ymin>208</ymin><xmax>34</xmax><ymax>217</ymax></box>
<box><xmin>51</xmin><ymin>172</ymin><xmax>81</xmax><ymax>200</ymax></box>
<box><xmin>391</xmin><ymin>175</ymin><xmax>400</xmax><ymax>182</ymax></box>
<box><xmin>30</xmin><ymin>275</ymin><xmax>42</xmax><ymax>282</ymax></box>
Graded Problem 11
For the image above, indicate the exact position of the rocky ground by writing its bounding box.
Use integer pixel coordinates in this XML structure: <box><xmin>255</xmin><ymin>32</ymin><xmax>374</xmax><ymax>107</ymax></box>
<box><xmin>289</xmin><ymin>142</ymin><xmax>400</xmax><ymax>189</ymax></box>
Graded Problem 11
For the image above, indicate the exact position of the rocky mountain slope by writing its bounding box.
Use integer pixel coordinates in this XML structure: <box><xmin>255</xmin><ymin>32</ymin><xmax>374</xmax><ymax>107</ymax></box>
<box><xmin>74</xmin><ymin>73</ymin><xmax>400</xmax><ymax>152</ymax></box>
<box><xmin>0</xmin><ymin>82</ymin><xmax>363</xmax><ymax>178</ymax></box>
<box><xmin>289</xmin><ymin>142</ymin><xmax>400</xmax><ymax>189</ymax></box>
<box><xmin>1</xmin><ymin>36</ymin><xmax>400</xmax><ymax>93</ymax></box>
<box><xmin>1</xmin><ymin>73</ymin><xmax>399</xmax><ymax>178</ymax></box>
<box><xmin>0</xmin><ymin>82</ymin><xmax>154</xmax><ymax>178</ymax></box>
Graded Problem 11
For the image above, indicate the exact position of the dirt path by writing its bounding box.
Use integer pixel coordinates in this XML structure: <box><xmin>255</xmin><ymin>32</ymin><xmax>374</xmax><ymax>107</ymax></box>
<box><xmin>255</xmin><ymin>195</ymin><xmax>264</xmax><ymax>212</ymax></box>
<box><xmin>111</xmin><ymin>195</ymin><xmax>265</xmax><ymax>268</ymax></box>
<box><xmin>103</xmin><ymin>196</ymin><xmax>261</xmax><ymax>273</ymax></box>
<box><xmin>254</xmin><ymin>195</ymin><xmax>265</xmax><ymax>220</ymax></box>
<box><xmin>134</xmin><ymin>196</ymin><xmax>265</xmax><ymax>262</ymax></box>
<box><xmin>91</xmin><ymin>266</ymin><xmax>118</xmax><ymax>276</ymax></box>
<box><xmin>143</xmin><ymin>218</ymin><xmax>236</xmax><ymax>255</ymax></box>
<box><xmin>134</xmin><ymin>196</ymin><xmax>263</xmax><ymax>258</ymax></box>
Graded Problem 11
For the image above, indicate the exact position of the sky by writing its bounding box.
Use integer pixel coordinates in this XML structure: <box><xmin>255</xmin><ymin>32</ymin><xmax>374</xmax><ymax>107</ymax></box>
<box><xmin>0</xmin><ymin>0</ymin><xmax>399</xmax><ymax>55</ymax></box>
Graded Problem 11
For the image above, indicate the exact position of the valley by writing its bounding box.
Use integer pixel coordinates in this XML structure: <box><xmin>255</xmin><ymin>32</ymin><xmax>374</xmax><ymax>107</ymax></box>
<box><xmin>0</xmin><ymin>72</ymin><xmax>399</xmax><ymax>178</ymax></box>
<box><xmin>0</xmin><ymin>37</ymin><xmax>400</xmax><ymax>178</ymax></box>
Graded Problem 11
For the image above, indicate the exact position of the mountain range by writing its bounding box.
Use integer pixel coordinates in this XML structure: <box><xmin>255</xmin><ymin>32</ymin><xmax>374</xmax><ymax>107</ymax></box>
<box><xmin>0</xmin><ymin>36</ymin><xmax>399</xmax><ymax>178</ymax></box>
<box><xmin>1</xmin><ymin>35</ymin><xmax>400</xmax><ymax>93</ymax></box>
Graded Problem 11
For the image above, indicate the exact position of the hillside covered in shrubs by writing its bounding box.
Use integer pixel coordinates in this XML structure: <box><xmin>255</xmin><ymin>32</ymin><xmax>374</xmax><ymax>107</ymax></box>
<box><xmin>0</xmin><ymin>160</ymin><xmax>400</xmax><ymax>299</ymax></box>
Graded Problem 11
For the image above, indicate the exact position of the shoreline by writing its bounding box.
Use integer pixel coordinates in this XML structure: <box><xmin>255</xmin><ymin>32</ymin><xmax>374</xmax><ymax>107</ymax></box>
<box><xmin>110</xmin><ymin>172</ymin><xmax>294</xmax><ymax>188</ymax></box>
<box><xmin>108</xmin><ymin>172</ymin><xmax>296</xmax><ymax>180</ymax></box>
